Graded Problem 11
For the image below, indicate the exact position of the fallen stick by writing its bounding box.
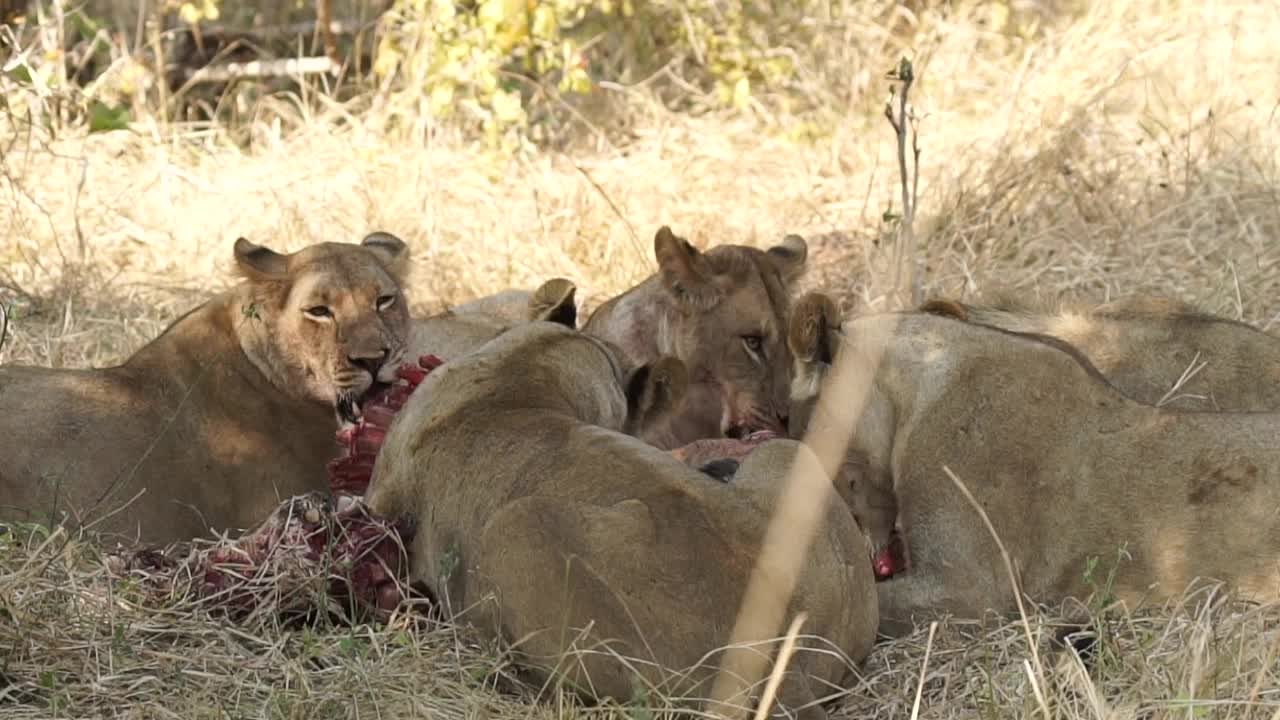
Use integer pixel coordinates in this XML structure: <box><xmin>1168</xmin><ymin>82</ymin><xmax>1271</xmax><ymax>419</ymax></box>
<box><xmin>181</xmin><ymin>55</ymin><xmax>339</xmax><ymax>84</ymax></box>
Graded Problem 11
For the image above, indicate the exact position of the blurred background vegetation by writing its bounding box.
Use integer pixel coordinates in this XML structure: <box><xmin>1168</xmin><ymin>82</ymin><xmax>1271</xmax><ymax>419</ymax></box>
<box><xmin>1</xmin><ymin>0</ymin><xmax>1078</xmax><ymax>150</ymax></box>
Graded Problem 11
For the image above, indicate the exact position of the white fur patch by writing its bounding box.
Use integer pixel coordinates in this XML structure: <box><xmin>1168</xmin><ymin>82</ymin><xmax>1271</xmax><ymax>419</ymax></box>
<box><xmin>790</xmin><ymin>365</ymin><xmax>824</xmax><ymax>403</ymax></box>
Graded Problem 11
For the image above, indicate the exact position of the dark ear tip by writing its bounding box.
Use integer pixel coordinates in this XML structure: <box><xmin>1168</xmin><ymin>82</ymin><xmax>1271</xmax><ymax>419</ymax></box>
<box><xmin>769</xmin><ymin>233</ymin><xmax>808</xmax><ymax>256</ymax></box>
<box><xmin>362</xmin><ymin>231</ymin><xmax>407</xmax><ymax>251</ymax></box>
<box><xmin>699</xmin><ymin>458</ymin><xmax>740</xmax><ymax>483</ymax></box>
<box><xmin>920</xmin><ymin>298</ymin><xmax>968</xmax><ymax>321</ymax></box>
<box><xmin>789</xmin><ymin>292</ymin><xmax>840</xmax><ymax>359</ymax></box>
<box><xmin>233</xmin><ymin>236</ymin><xmax>254</xmax><ymax>254</ymax></box>
<box><xmin>653</xmin><ymin>225</ymin><xmax>690</xmax><ymax>254</ymax></box>
<box><xmin>795</xmin><ymin>291</ymin><xmax>836</xmax><ymax>318</ymax></box>
<box><xmin>530</xmin><ymin>278</ymin><xmax>578</xmax><ymax>327</ymax></box>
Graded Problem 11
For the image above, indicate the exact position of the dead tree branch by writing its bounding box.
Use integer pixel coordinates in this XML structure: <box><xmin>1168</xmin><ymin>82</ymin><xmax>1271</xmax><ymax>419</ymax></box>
<box><xmin>181</xmin><ymin>56</ymin><xmax>339</xmax><ymax>85</ymax></box>
<box><xmin>883</xmin><ymin>57</ymin><xmax>924</xmax><ymax>308</ymax></box>
<box><xmin>0</xmin><ymin>302</ymin><xmax>10</xmax><ymax>358</ymax></box>
<box><xmin>316</xmin><ymin>0</ymin><xmax>340</xmax><ymax>67</ymax></box>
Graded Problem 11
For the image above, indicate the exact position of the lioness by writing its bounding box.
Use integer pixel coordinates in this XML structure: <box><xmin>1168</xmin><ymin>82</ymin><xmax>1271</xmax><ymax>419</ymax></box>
<box><xmin>0</xmin><ymin>233</ymin><xmax>412</xmax><ymax>545</ymax></box>
<box><xmin>788</xmin><ymin>293</ymin><xmax>1280</xmax><ymax>636</ymax></box>
<box><xmin>407</xmin><ymin>277</ymin><xmax>578</xmax><ymax>361</ymax></box>
<box><xmin>920</xmin><ymin>293</ymin><xmax>1280</xmax><ymax>411</ymax></box>
<box><xmin>366</xmin><ymin>319</ymin><xmax>877</xmax><ymax>720</ymax></box>
<box><xmin>584</xmin><ymin>225</ymin><xmax>808</xmax><ymax>450</ymax></box>
<box><xmin>446</xmin><ymin>288</ymin><xmax>537</xmax><ymax>324</ymax></box>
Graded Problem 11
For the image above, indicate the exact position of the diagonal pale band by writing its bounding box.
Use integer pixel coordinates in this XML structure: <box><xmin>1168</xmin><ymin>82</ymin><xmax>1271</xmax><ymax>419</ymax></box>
<box><xmin>706</xmin><ymin>313</ymin><xmax>899</xmax><ymax>720</ymax></box>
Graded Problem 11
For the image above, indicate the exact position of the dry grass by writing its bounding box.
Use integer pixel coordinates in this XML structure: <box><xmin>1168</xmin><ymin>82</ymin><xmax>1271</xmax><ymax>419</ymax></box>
<box><xmin>3</xmin><ymin>0</ymin><xmax>1280</xmax><ymax>716</ymax></box>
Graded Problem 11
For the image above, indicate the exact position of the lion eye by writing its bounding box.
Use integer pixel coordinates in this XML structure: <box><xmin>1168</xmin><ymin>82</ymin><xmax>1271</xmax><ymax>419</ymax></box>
<box><xmin>742</xmin><ymin>334</ymin><xmax>764</xmax><ymax>353</ymax></box>
<box><xmin>304</xmin><ymin>305</ymin><xmax>333</xmax><ymax>320</ymax></box>
<box><xmin>376</xmin><ymin>294</ymin><xmax>397</xmax><ymax>311</ymax></box>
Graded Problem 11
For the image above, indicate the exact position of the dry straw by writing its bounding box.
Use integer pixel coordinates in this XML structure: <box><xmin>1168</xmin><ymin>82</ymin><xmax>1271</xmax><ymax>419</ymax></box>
<box><xmin>3</xmin><ymin>0</ymin><xmax>1280</xmax><ymax>716</ymax></box>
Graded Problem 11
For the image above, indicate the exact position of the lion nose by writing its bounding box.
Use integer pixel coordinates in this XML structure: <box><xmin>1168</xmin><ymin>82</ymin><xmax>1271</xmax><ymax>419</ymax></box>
<box><xmin>349</xmin><ymin>348</ymin><xmax>390</xmax><ymax>377</ymax></box>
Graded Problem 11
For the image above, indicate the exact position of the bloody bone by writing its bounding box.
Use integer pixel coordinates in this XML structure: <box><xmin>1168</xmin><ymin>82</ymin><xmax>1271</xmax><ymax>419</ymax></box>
<box><xmin>110</xmin><ymin>355</ymin><xmax>444</xmax><ymax>621</ymax></box>
<box><xmin>192</xmin><ymin>492</ymin><xmax>416</xmax><ymax>618</ymax></box>
<box><xmin>328</xmin><ymin>354</ymin><xmax>444</xmax><ymax>497</ymax></box>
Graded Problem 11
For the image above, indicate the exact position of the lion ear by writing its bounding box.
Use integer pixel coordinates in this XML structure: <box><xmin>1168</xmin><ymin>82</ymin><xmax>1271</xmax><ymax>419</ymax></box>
<box><xmin>766</xmin><ymin>233</ymin><xmax>808</xmax><ymax>285</ymax></box>
<box><xmin>623</xmin><ymin>355</ymin><xmax>689</xmax><ymax>436</ymax></box>
<box><xmin>654</xmin><ymin>226</ymin><xmax>722</xmax><ymax>311</ymax></box>
<box><xmin>361</xmin><ymin>231</ymin><xmax>410</xmax><ymax>280</ymax></box>
<box><xmin>788</xmin><ymin>292</ymin><xmax>842</xmax><ymax>366</ymax></box>
<box><xmin>528</xmin><ymin>278</ymin><xmax>578</xmax><ymax>328</ymax></box>
<box><xmin>233</xmin><ymin>237</ymin><xmax>289</xmax><ymax>281</ymax></box>
<box><xmin>919</xmin><ymin>298</ymin><xmax>969</xmax><ymax>321</ymax></box>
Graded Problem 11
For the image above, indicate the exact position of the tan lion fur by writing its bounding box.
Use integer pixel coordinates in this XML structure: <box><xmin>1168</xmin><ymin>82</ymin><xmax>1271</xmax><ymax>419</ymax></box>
<box><xmin>366</xmin><ymin>320</ymin><xmax>877</xmax><ymax>719</ymax></box>
<box><xmin>0</xmin><ymin>234</ymin><xmax>411</xmax><ymax>545</ymax></box>
<box><xmin>447</xmin><ymin>288</ymin><xmax>537</xmax><ymax>324</ymax></box>
<box><xmin>919</xmin><ymin>291</ymin><xmax>1280</xmax><ymax>411</ymax></box>
<box><xmin>407</xmin><ymin>277</ymin><xmax>578</xmax><ymax>361</ymax></box>
<box><xmin>583</xmin><ymin>226</ymin><xmax>809</xmax><ymax>450</ymax></box>
<box><xmin>789</xmin><ymin>294</ymin><xmax>1280</xmax><ymax>637</ymax></box>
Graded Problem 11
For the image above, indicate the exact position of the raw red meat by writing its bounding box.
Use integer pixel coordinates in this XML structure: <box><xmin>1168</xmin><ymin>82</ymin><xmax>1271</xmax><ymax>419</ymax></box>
<box><xmin>109</xmin><ymin>355</ymin><xmax>445</xmax><ymax>622</ymax></box>
<box><xmin>328</xmin><ymin>354</ymin><xmax>444</xmax><ymax>496</ymax></box>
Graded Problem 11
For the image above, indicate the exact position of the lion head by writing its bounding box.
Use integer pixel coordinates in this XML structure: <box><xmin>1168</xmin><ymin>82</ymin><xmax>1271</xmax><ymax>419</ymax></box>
<box><xmin>232</xmin><ymin>232</ymin><xmax>412</xmax><ymax>423</ymax></box>
<box><xmin>652</xmin><ymin>225</ymin><xmax>807</xmax><ymax>441</ymax></box>
<box><xmin>584</xmin><ymin>226</ymin><xmax>807</xmax><ymax>449</ymax></box>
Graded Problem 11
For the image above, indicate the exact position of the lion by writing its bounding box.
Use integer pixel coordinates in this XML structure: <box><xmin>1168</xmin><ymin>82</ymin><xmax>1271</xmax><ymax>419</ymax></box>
<box><xmin>446</xmin><ymin>288</ymin><xmax>537</xmax><ymax>324</ymax></box>
<box><xmin>407</xmin><ymin>277</ymin><xmax>578</xmax><ymax>361</ymax></box>
<box><xmin>787</xmin><ymin>292</ymin><xmax>1280</xmax><ymax>637</ymax></box>
<box><xmin>409</xmin><ymin>277</ymin><xmax>772</xmax><ymax>480</ymax></box>
<box><xmin>583</xmin><ymin>225</ymin><xmax>809</xmax><ymax>450</ymax></box>
<box><xmin>0</xmin><ymin>233</ymin><xmax>413</xmax><ymax>546</ymax></box>
<box><xmin>919</xmin><ymin>292</ymin><xmax>1280</xmax><ymax>411</ymax></box>
<box><xmin>366</xmin><ymin>319</ymin><xmax>877</xmax><ymax>720</ymax></box>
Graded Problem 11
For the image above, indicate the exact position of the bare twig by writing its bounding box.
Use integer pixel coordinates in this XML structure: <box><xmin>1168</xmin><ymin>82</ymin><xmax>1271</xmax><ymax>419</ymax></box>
<box><xmin>567</xmin><ymin>160</ymin><xmax>643</xmax><ymax>259</ymax></box>
<box><xmin>0</xmin><ymin>302</ymin><xmax>9</xmax><ymax>357</ymax></box>
<box><xmin>181</xmin><ymin>56</ymin><xmax>340</xmax><ymax>85</ymax></box>
<box><xmin>908</xmin><ymin>621</ymin><xmax>939</xmax><ymax>720</ymax></box>
<box><xmin>316</xmin><ymin>0</ymin><xmax>340</xmax><ymax>67</ymax></box>
<box><xmin>1154</xmin><ymin>352</ymin><xmax>1209</xmax><ymax>408</ymax></box>
<box><xmin>751</xmin><ymin>612</ymin><xmax>808</xmax><ymax>720</ymax></box>
<box><xmin>883</xmin><ymin>57</ymin><xmax>923</xmax><ymax>308</ymax></box>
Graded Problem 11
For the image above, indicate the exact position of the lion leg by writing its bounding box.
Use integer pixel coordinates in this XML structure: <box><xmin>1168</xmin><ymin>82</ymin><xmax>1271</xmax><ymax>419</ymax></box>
<box><xmin>708</xmin><ymin>438</ymin><xmax>861</xmax><ymax>720</ymax></box>
<box><xmin>770</xmin><ymin>669</ymin><xmax>829</xmax><ymax>720</ymax></box>
<box><xmin>875</xmin><ymin>570</ymin><xmax>999</xmax><ymax>637</ymax></box>
<box><xmin>473</xmin><ymin>496</ymin><xmax>658</xmax><ymax>705</ymax></box>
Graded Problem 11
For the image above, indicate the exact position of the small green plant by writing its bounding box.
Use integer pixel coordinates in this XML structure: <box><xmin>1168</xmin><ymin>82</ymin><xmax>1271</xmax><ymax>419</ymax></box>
<box><xmin>338</xmin><ymin>630</ymin><xmax>367</xmax><ymax>659</ymax></box>
<box><xmin>39</xmin><ymin>669</ymin><xmax>71</xmax><ymax>714</ymax></box>
<box><xmin>437</xmin><ymin>539</ymin><xmax>461</xmax><ymax>583</ymax></box>
<box><xmin>1082</xmin><ymin>542</ymin><xmax>1131</xmax><ymax>612</ymax></box>
<box><xmin>626</xmin><ymin>682</ymin><xmax>656</xmax><ymax>720</ymax></box>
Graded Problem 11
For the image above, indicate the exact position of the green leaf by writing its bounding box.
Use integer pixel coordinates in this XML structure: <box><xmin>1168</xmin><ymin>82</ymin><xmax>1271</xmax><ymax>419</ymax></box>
<box><xmin>338</xmin><ymin>635</ymin><xmax>358</xmax><ymax>657</ymax></box>
<box><xmin>88</xmin><ymin>100</ymin><xmax>130</xmax><ymax>133</ymax></box>
<box><xmin>39</xmin><ymin>670</ymin><xmax>58</xmax><ymax>689</ymax></box>
<box><xmin>69</xmin><ymin>11</ymin><xmax>102</xmax><ymax>43</ymax></box>
<box><xmin>6</xmin><ymin>64</ymin><xmax>32</xmax><ymax>85</ymax></box>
